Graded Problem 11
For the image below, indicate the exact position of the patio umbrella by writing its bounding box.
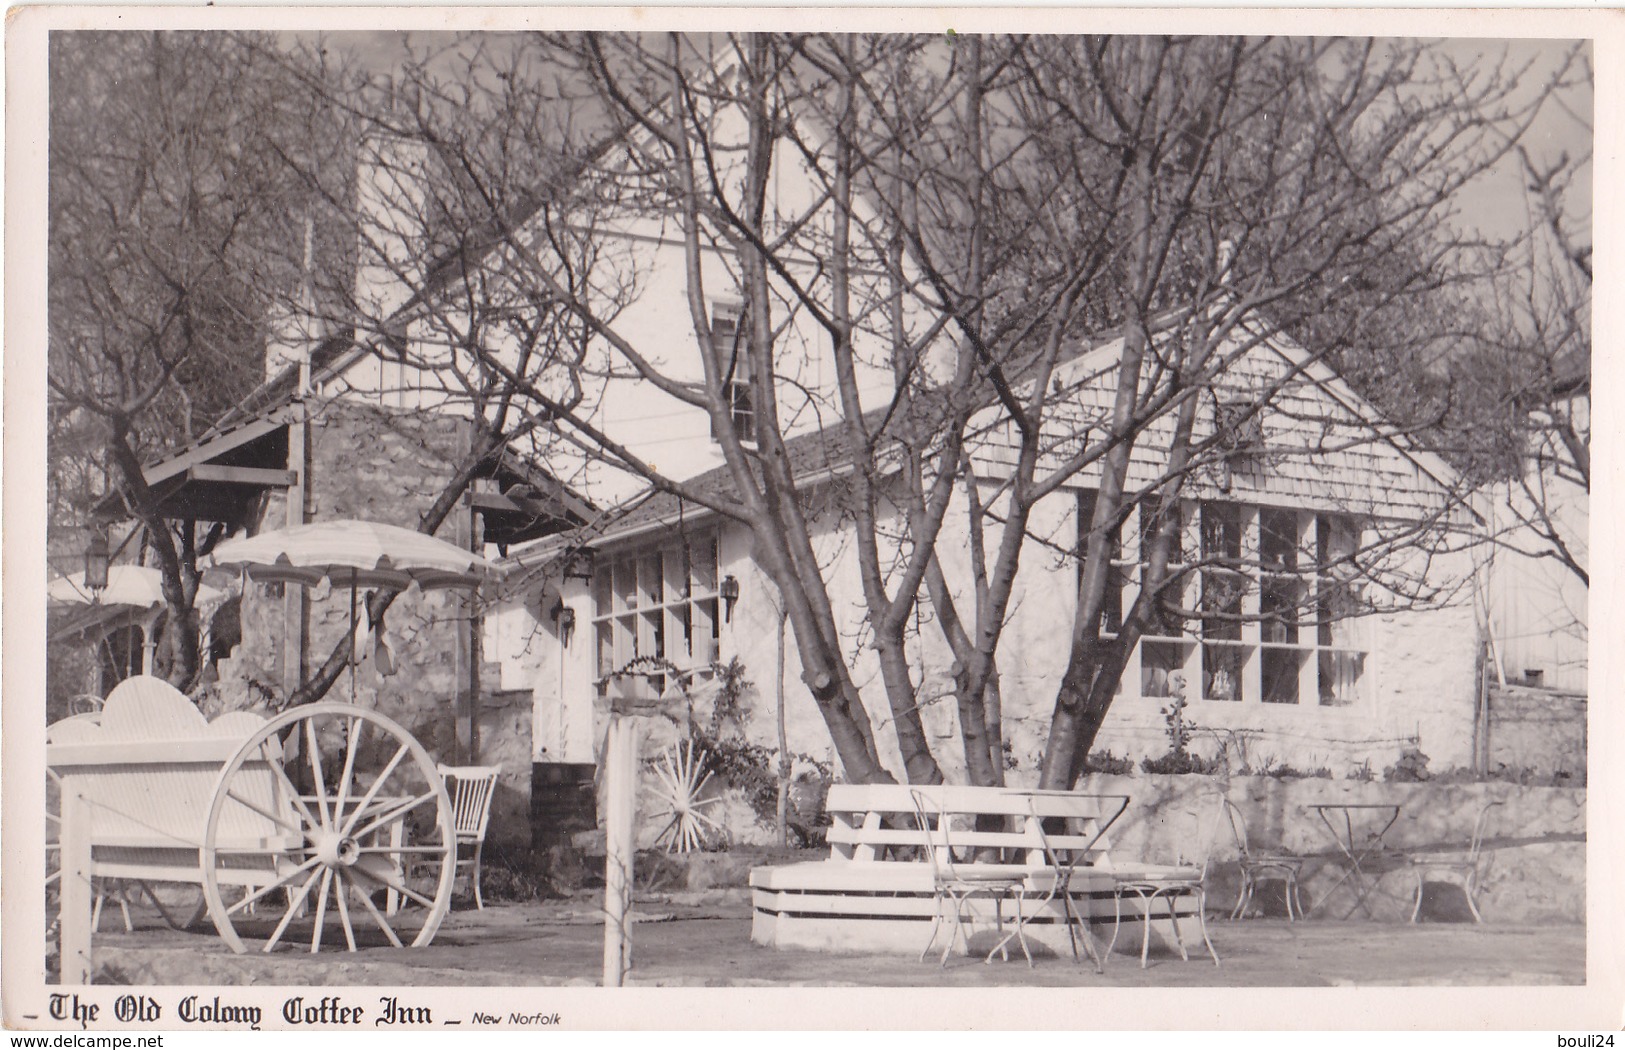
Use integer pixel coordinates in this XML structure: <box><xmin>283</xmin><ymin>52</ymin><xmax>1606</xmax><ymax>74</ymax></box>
<box><xmin>206</xmin><ymin>519</ymin><xmax>500</xmax><ymax>697</ymax></box>
<box><xmin>206</xmin><ymin>520</ymin><xmax>498</xmax><ymax>593</ymax></box>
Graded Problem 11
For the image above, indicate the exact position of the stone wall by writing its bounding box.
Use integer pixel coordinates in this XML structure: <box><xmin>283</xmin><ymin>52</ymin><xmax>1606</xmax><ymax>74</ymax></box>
<box><xmin>209</xmin><ymin>398</ymin><xmax>533</xmax><ymax>852</ymax></box>
<box><xmin>1073</xmin><ymin>774</ymin><xmax>1585</xmax><ymax>923</ymax></box>
<box><xmin>1485</xmin><ymin>683</ymin><xmax>1586</xmax><ymax>779</ymax></box>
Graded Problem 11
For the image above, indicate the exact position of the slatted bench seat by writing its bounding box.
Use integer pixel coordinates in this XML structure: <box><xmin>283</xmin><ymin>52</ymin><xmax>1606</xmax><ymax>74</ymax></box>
<box><xmin>750</xmin><ymin>783</ymin><xmax>1202</xmax><ymax>957</ymax></box>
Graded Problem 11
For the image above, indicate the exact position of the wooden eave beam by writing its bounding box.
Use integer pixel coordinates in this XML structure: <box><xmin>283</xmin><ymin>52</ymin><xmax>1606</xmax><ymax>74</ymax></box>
<box><xmin>184</xmin><ymin>465</ymin><xmax>298</xmax><ymax>487</ymax></box>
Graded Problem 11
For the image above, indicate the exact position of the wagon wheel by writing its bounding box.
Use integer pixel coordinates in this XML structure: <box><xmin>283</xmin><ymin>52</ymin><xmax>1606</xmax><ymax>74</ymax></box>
<box><xmin>200</xmin><ymin>703</ymin><xmax>456</xmax><ymax>954</ymax></box>
<box><xmin>646</xmin><ymin>742</ymin><xmax>726</xmax><ymax>854</ymax></box>
<box><xmin>46</xmin><ymin>767</ymin><xmax>63</xmax><ymax>926</ymax></box>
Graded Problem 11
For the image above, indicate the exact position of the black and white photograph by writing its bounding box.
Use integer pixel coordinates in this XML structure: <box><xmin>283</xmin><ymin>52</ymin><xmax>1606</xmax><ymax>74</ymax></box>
<box><xmin>4</xmin><ymin>7</ymin><xmax>1617</xmax><ymax>1033</ymax></box>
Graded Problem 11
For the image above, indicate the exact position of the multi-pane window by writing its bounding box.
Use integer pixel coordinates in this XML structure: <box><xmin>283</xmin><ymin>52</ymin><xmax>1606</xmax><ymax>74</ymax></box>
<box><xmin>1136</xmin><ymin>495</ymin><xmax>1192</xmax><ymax>699</ymax></box>
<box><xmin>709</xmin><ymin>303</ymin><xmax>755</xmax><ymax>442</ymax></box>
<box><xmin>592</xmin><ymin>531</ymin><xmax>722</xmax><ymax>696</ymax></box>
<box><xmin>1200</xmin><ymin>502</ymin><xmax>1246</xmax><ymax>702</ymax></box>
<box><xmin>1076</xmin><ymin>494</ymin><xmax>1368</xmax><ymax>706</ymax></box>
<box><xmin>1075</xmin><ymin>490</ymin><xmax>1123</xmax><ymax>635</ymax></box>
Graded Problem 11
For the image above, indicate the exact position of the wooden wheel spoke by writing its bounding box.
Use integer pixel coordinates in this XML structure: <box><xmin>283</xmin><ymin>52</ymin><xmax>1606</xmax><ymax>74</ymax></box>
<box><xmin>349</xmin><ymin>878</ymin><xmax>405</xmax><ymax>949</ymax></box>
<box><xmin>690</xmin><ymin>809</ymin><xmax>726</xmax><ymax>831</ymax></box>
<box><xmin>351</xmin><ymin>862</ymin><xmax>436</xmax><ymax>910</ymax></box>
<box><xmin>332</xmin><ymin>717</ymin><xmax>364</xmax><ymax>817</ymax></box>
<box><xmin>262</xmin><ymin>865</ymin><xmax>325</xmax><ymax>953</ymax></box>
<box><xmin>350</xmin><ymin>790</ymin><xmax>438</xmax><ymax>843</ymax></box>
<box><xmin>224</xmin><ymin>856</ymin><xmax>322</xmax><ymax>917</ymax></box>
<box><xmin>309</xmin><ymin>869</ymin><xmax>334</xmax><ymax>953</ymax></box>
<box><xmin>333</xmin><ymin>874</ymin><xmax>358</xmax><ymax>952</ymax></box>
<box><xmin>304</xmin><ymin>720</ymin><xmax>332</xmax><ymax>827</ymax></box>
<box><xmin>338</xmin><ymin>743</ymin><xmax>409</xmax><ymax>837</ymax></box>
<box><xmin>223</xmin><ymin>789</ymin><xmax>306</xmax><ymax>837</ymax></box>
<box><xmin>353</xmin><ymin>844</ymin><xmax>454</xmax><ymax>854</ymax></box>
<box><xmin>263</xmin><ymin>751</ymin><xmax>324</xmax><ymax>832</ymax></box>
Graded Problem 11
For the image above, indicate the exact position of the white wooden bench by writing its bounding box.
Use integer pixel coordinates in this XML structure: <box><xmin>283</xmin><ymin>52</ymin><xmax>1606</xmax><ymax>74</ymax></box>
<box><xmin>750</xmin><ymin>783</ymin><xmax>1203</xmax><ymax>957</ymax></box>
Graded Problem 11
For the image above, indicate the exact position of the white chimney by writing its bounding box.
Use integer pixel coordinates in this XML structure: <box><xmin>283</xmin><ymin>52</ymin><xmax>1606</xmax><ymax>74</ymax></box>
<box><xmin>265</xmin><ymin>218</ymin><xmax>321</xmax><ymax>388</ymax></box>
<box><xmin>354</xmin><ymin>130</ymin><xmax>431</xmax><ymax>324</ymax></box>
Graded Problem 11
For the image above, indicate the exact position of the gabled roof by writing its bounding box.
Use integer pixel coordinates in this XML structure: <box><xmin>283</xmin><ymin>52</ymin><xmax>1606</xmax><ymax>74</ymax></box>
<box><xmin>505</xmin><ymin>304</ymin><xmax>1475</xmax><ymax>569</ymax></box>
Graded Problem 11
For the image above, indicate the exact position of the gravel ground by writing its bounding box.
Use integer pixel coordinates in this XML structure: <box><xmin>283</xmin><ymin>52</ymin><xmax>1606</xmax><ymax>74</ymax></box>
<box><xmin>82</xmin><ymin>890</ymin><xmax>1585</xmax><ymax>989</ymax></box>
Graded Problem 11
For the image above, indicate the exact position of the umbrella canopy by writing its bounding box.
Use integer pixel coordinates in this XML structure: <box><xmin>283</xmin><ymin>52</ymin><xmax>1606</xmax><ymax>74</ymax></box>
<box><xmin>49</xmin><ymin>565</ymin><xmax>227</xmax><ymax>610</ymax></box>
<box><xmin>206</xmin><ymin>520</ymin><xmax>499</xmax><ymax>592</ymax></box>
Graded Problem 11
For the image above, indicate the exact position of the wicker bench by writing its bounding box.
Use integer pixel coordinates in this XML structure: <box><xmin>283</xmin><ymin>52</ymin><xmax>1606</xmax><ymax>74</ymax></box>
<box><xmin>750</xmin><ymin>783</ymin><xmax>1200</xmax><ymax>957</ymax></box>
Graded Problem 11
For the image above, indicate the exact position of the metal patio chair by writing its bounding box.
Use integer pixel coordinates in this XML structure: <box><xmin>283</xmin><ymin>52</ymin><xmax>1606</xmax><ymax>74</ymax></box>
<box><xmin>1409</xmin><ymin>800</ymin><xmax>1504</xmax><ymax>923</ymax></box>
<box><xmin>909</xmin><ymin>789</ymin><xmax>1033</xmax><ymax>967</ymax></box>
<box><xmin>1223</xmin><ymin>796</ymin><xmax>1308</xmax><ymax>921</ymax></box>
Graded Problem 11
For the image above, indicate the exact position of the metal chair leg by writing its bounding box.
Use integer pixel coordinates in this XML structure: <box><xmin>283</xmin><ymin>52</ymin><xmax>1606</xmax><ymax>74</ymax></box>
<box><xmin>1195</xmin><ymin>890</ymin><xmax>1220</xmax><ymax>965</ymax></box>
<box><xmin>1231</xmin><ymin>873</ymin><xmax>1253</xmax><ymax>920</ymax></box>
<box><xmin>472</xmin><ymin>841</ymin><xmax>485</xmax><ymax>910</ymax></box>
<box><xmin>1139</xmin><ymin>891</ymin><xmax>1154</xmax><ymax>969</ymax></box>
<box><xmin>1411</xmin><ymin>873</ymin><xmax>1425</xmax><ymax>923</ymax></box>
<box><xmin>1107</xmin><ymin>889</ymin><xmax>1125</xmax><ymax>965</ymax></box>
<box><xmin>1164</xmin><ymin>892</ymin><xmax>1190</xmax><ymax>962</ymax></box>
<box><xmin>986</xmin><ymin>894</ymin><xmax>1009</xmax><ymax>963</ymax></box>
<box><xmin>1062</xmin><ymin>886</ymin><xmax>1105</xmax><ymax>974</ymax></box>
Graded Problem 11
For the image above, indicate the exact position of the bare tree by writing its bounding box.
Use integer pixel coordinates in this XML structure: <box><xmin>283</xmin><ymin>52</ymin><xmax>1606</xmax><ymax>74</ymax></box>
<box><xmin>248</xmin><ymin>33</ymin><xmax>623</xmax><ymax>707</ymax></box>
<box><xmin>801</xmin><ymin>35</ymin><xmax>1579</xmax><ymax>786</ymax></box>
<box><xmin>48</xmin><ymin>31</ymin><xmax>351</xmax><ymax>688</ymax></box>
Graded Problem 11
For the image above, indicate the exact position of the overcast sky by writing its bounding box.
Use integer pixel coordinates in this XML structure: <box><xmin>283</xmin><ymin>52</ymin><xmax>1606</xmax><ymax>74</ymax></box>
<box><xmin>305</xmin><ymin>30</ymin><xmax>1591</xmax><ymax>245</ymax></box>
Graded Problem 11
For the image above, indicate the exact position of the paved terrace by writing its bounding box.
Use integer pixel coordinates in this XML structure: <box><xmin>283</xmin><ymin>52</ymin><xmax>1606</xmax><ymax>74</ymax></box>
<box><xmin>83</xmin><ymin>890</ymin><xmax>1583</xmax><ymax>988</ymax></box>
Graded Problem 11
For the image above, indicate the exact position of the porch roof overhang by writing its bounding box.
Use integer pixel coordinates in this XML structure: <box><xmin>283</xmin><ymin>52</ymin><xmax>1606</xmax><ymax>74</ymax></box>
<box><xmin>91</xmin><ymin>404</ymin><xmax>303</xmax><ymax>528</ymax></box>
<box><xmin>472</xmin><ymin>449</ymin><xmax>598</xmax><ymax>549</ymax></box>
<box><xmin>48</xmin><ymin>602</ymin><xmax>160</xmax><ymax>645</ymax></box>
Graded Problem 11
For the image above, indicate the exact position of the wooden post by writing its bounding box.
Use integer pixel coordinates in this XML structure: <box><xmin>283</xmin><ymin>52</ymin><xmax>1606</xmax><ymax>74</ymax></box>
<box><xmin>466</xmin><ymin>496</ymin><xmax>482</xmax><ymax>764</ymax></box>
<box><xmin>59</xmin><ymin>788</ymin><xmax>92</xmax><ymax>985</ymax></box>
<box><xmin>601</xmin><ymin>709</ymin><xmax>638</xmax><ymax>987</ymax></box>
<box><xmin>282</xmin><ymin>403</ymin><xmax>308</xmax><ymax>701</ymax></box>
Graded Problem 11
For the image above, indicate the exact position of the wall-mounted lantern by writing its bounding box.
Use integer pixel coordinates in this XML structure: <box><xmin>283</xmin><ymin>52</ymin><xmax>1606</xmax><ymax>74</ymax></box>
<box><xmin>719</xmin><ymin>574</ymin><xmax>740</xmax><ymax>624</ymax></box>
<box><xmin>563</xmin><ymin>546</ymin><xmax>596</xmax><ymax>584</ymax></box>
<box><xmin>84</xmin><ymin>531</ymin><xmax>111</xmax><ymax>596</ymax></box>
<box><xmin>557</xmin><ymin>605</ymin><xmax>577</xmax><ymax>648</ymax></box>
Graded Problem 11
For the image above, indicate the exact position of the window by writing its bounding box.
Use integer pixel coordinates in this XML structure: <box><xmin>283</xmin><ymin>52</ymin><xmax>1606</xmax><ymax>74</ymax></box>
<box><xmin>1315</xmin><ymin>514</ymin><xmax>1365</xmax><ymax>706</ymax></box>
<box><xmin>1135</xmin><ymin>496</ymin><xmax>1194</xmax><ymax>698</ymax></box>
<box><xmin>1200</xmin><ymin>502</ymin><xmax>1246</xmax><ymax>702</ymax></box>
<box><xmin>1081</xmin><ymin>492</ymin><xmax>1368</xmax><ymax>706</ymax></box>
<box><xmin>1258</xmin><ymin>508</ymin><xmax>1306</xmax><ymax>704</ymax></box>
<box><xmin>709</xmin><ymin>303</ymin><xmax>755</xmax><ymax>442</ymax></box>
<box><xmin>1075</xmin><ymin>490</ymin><xmax>1123</xmax><ymax>635</ymax></box>
<box><xmin>591</xmin><ymin>531</ymin><xmax>722</xmax><ymax>696</ymax></box>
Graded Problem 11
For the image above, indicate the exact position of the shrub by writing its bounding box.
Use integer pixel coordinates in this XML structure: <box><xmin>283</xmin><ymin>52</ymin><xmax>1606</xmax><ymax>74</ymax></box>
<box><xmin>1384</xmin><ymin>747</ymin><xmax>1432</xmax><ymax>783</ymax></box>
<box><xmin>1265</xmin><ymin>763</ymin><xmax>1332</xmax><ymax>780</ymax></box>
<box><xmin>687</xmin><ymin>725</ymin><xmax>834</xmax><ymax>846</ymax></box>
<box><xmin>1141</xmin><ymin>750</ymin><xmax>1221</xmax><ymax>776</ymax></box>
<box><xmin>1084</xmin><ymin>749</ymin><xmax>1136</xmax><ymax>776</ymax></box>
